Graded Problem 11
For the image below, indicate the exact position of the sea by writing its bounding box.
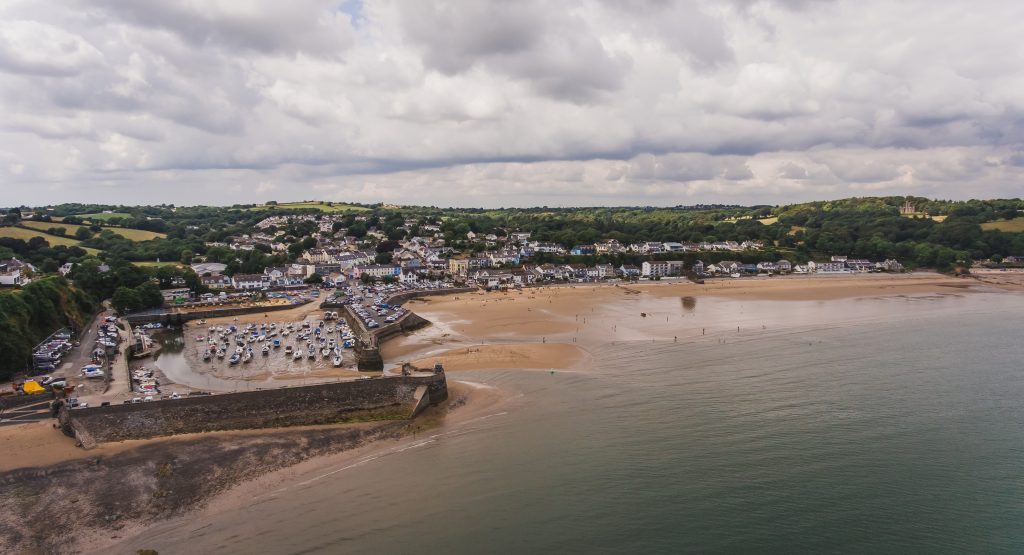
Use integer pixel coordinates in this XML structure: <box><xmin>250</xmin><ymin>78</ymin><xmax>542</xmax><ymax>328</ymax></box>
<box><xmin>120</xmin><ymin>291</ymin><xmax>1024</xmax><ymax>554</ymax></box>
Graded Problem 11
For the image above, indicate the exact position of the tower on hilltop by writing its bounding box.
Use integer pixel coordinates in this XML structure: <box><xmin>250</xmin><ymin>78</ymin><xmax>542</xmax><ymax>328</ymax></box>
<box><xmin>899</xmin><ymin>197</ymin><xmax>916</xmax><ymax>215</ymax></box>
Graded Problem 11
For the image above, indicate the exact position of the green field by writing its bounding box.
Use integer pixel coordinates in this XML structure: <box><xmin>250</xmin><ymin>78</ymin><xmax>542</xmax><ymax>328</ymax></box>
<box><xmin>131</xmin><ymin>261</ymin><xmax>184</xmax><ymax>268</ymax></box>
<box><xmin>981</xmin><ymin>218</ymin><xmax>1024</xmax><ymax>232</ymax></box>
<box><xmin>0</xmin><ymin>226</ymin><xmax>101</xmax><ymax>255</ymax></box>
<box><xmin>21</xmin><ymin>220</ymin><xmax>166</xmax><ymax>241</ymax></box>
<box><xmin>248</xmin><ymin>201</ymin><xmax>370</xmax><ymax>213</ymax></box>
<box><xmin>77</xmin><ymin>212</ymin><xmax>132</xmax><ymax>221</ymax></box>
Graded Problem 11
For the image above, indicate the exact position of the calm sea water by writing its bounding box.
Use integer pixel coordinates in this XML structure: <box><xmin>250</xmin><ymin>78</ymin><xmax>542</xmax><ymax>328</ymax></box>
<box><xmin>122</xmin><ymin>293</ymin><xmax>1024</xmax><ymax>554</ymax></box>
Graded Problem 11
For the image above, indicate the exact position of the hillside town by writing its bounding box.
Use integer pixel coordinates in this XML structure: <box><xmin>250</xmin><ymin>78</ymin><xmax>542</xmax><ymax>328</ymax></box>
<box><xmin>156</xmin><ymin>213</ymin><xmax>908</xmax><ymax>294</ymax></box>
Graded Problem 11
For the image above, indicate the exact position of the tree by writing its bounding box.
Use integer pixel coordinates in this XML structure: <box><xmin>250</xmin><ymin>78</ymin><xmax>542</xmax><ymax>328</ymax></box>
<box><xmin>137</xmin><ymin>281</ymin><xmax>165</xmax><ymax>308</ymax></box>
<box><xmin>305</xmin><ymin>272</ymin><xmax>323</xmax><ymax>284</ymax></box>
<box><xmin>111</xmin><ymin>286</ymin><xmax>140</xmax><ymax>313</ymax></box>
<box><xmin>180</xmin><ymin>249</ymin><xmax>193</xmax><ymax>264</ymax></box>
<box><xmin>74</xmin><ymin>227</ymin><xmax>93</xmax><ymax>240</ymax></box>
<box><xmin>375</xmin><ymin>252</ymin><xmax>393</xmax><ymax>264</ymax></box>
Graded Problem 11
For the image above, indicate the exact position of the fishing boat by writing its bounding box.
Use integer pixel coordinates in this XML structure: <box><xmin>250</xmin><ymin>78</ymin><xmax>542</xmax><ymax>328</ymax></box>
<box><xmin>272</xmin><ymin>339</ymin><xmax>281</xmax><ymax>348</ymax></box>
<box><xmin>292</xmin><ymin>350</ymin><xmax>302</xmax><ymax>360</ymax></box>
<box><xmin>284</xmin><ymin>345</ymin><xmax>293</xmax><ymax>354</ymax></box>
<box><xmin>235</xmin><ymin>346</ymin><xmax>244</xmax><ymax>355</ymax></box>
<box><xmin>332</xmin><ymin>355</ymin><xmax>343</xmax><ymax>367</ymax></box>
<box><xmin>321</xmin><ymin>347</ymin><xmax>331</xmax><ymax>357</ymax></box>
<box><xmin>202</xmin><ymin>351</ymin><xmax>211</xmax><ymax>361</ymax></box>
<box><xmin>262</xmin><ymin>345</ymin><xmax>270</xmax><ymax>355</ymax></box>
<box><xmin>228</xmin><ymin>353</ymin><xmax>241</xmax><ymax>365</ymax></box>
<box><xmin>217</xmin><ymin>349</ymin><xmax>226</xmax><ymax>359</ymax></box>
<box><xmin>307</xmin><ymin>348</ymin><xmax>316</xmax><ymax>359</ymax></box>
<box><xmin>343</xmin><ymin>339</ymin><xmax>354</xmax><ymax>349</ymax></box>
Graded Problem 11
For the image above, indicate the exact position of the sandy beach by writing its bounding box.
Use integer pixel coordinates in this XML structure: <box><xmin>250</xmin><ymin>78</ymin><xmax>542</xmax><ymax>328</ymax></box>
<box><xmin>383</xmin><ymin>272</ymin><xmax>1012</xmax><ymax>373</ymax></box>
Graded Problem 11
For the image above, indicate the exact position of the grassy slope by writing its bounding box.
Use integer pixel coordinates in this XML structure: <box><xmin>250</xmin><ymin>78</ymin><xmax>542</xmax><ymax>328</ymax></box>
<box><xmin>980</xmin><ymin>218</ymin><xmax>1024</xmax><ymax>232</ymax></box>
<box><xmin>247</xmin><ymin>202</ymin><xmax>370</xmax><ymax>213</ymax></box>
<box><xmin>21</xmin><ymin>220</ymin><xmax>166</xmax><ymax>241</ymax></box>
<box><xmin>76</xmin><ymin>212</ymin><xmax>132</xmax><ymax>221</ymax></box>
<box><xmin>0</xmin><ymin>226</ymin><xmax>101</xmax><ymax>255</ymax></box>
<box><xmin>131</xmin><ymin>261</ymin><xmax>184</xmax><ymax>268</ymax></box>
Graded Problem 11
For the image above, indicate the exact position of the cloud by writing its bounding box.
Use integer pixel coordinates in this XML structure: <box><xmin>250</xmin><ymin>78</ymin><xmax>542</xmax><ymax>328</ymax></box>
<box><xmin>0</xmin><ymin>0</ymin><xmax>1022</xmax><ymax>207</ymax></box>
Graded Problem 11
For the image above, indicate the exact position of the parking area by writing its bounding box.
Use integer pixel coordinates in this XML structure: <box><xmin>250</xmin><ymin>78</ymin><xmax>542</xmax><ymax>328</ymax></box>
<box><xmin>332</xmin><ymin>280</ymin><xmax>453</xmax><ymax>330</ymax></box>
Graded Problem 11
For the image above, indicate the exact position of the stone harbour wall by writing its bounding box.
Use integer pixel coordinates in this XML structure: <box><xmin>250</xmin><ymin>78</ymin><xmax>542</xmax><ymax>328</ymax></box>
<box><xmin>60</xmin><ymin>373</ymin><xmax>447</xmax><ymax>448</ymax></box>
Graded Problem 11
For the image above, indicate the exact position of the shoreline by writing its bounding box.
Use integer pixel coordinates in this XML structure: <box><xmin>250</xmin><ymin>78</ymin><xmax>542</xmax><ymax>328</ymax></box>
<box><xmin>3</xmin><ymin>271</ymin><xmax>1022</xmax><ymax>552</ymax></box>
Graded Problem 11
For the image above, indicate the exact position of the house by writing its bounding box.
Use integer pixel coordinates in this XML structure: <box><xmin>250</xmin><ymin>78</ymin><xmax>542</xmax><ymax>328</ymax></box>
<box><xmin>663</xmin><ymin>242</ymin><xmax>684</xmax><ymax>252</ymax></box>
<box><xmin>201</xmin><ymin>273</ymin><xmax>232</xmax><ymax>289</ymax></box>
<box><xmin>619</xmin><ymin>264</ymin><xmax>641</xmax><ymax>277</ymax></box>
<box><xmin>692</xmin><ymin>260</ymin><xmax>705</xmax><ymax>274</ymax></box>
<box><xmin>351</xmin><ymin>264</ymin><xmax>401</xmax><ymax>280</ymax></box>
<box><xmin>448</xmin><ymin>258</ymin><xmax>470</xmax><ymax>276</ymax></box>
<box><xmin>472</xmin><ymin>270</ymin><xmax>514</xmax><ymax>289</ymax></box>
<box><xmin>757</xmin><ymin>261</ymin><xmax>777</xmax><ymax>273</ymax></box>
<box><xmin>59</xmin><ymin>262</ymin><xmax>75</xmax><ymax>276</ymax></box>
<box><xmin>642</xmin><ymin>260</ymin><xmax>684</xmax><ymax>278</ymax></box>
<box><xmin>595</xmin><ymin>240</ymin><xmax>624</xmax><ymax>254</ymax></box>
<box><xmin>0</xmin><ymin>258</ymin><xmax>29</xmax><ymax>286</ymax></box>
<box><xmin>570</xmin><ymin>245</ymin><xmax>596</xmax><ymax>255</ymax></box>
<box><xmin>564</xmin><ymin>263</ymin><xmax>589</xmax><ymax>280</ymax></box>
<box><xmin>776</xmin><ymin>259</ymin><xmax>792</xmax><ymax>272</ymax></box>
<box><xmin>877</xmin><ymin>259</ymin><xmax>904</xmax><ymax>272</ymax></box>
<box><xmin>509</xmin><ymin>232</ymin><xmax>532</xmax><ymax>244</ymax></box>
<box><xmin>595</xmin><ymin>264</ymin><xmax>616</xmax><ymax>279</ymax></box>
<box><xmin>810</xmin><ymin>261</ymin><xmax>846</xmax><ymax>273</ymax></box>
<box><xmin>191</xmin><ymin>262</ymin><xmax>228</xmax><ymax>276</ymax></box>
<box><xmin>642</xmin><ymin>261</ymin><xmax>668</xmax><ymax>277</ymax></box>
<box><xmin>845</xmin><ymin>259</ymin><xmax>873</xmax><ymax>272</ymax></box>
<box><xmin>715</xmin><ymin>260</ymin><xmax>741</xmax><ymax>273</ymax></box>
<box><xmin>232</xmin><ymin>273</ymin><xmax>271</xmax><ymax>290</ymax></box>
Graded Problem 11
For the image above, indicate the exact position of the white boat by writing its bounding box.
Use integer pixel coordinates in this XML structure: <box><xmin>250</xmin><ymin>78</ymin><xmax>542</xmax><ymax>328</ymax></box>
<box><xmin>262</xmin><ymin>345</ymin><xmax>270</xmax><ymax>355</ymax></box>
<box><xmin>332</xmin><ymin>355</ymin><xmax>343</xmax><ymax>367</ymax></box>
<box><xmin>321</xmin><ymin>347</ymin><xmax>331</xmax><ymax>356</ymax></box>
<box><xmin>293</xmin><ymin>350</ymin><xmax>303</xmax><ymax>360</ymax></box>
<box><xmin>284</xmin><ymin>345</ymin><xmax>293</xmax><ymax>354</ymax></box>
<box><xmin>217</xmin><ymin>349</ymin><xmax>226</xmax><ymax>359</ymax></box>
<box><xmin>307</xmin><ymin>348</ymin><xmax>316</xmax><ymax>359</ymax></box>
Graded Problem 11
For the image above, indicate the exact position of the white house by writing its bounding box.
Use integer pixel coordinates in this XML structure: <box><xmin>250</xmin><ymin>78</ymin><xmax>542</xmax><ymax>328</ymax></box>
<box><xmin>810</xmin><ymin>261</ymin><xmax>847</xmax><ymax>273</ymax></box>
<box><xmin>0</xmin><ymin>259</ymin><xmax>28</xmax><ymax>286</ymax></box>
<box><xmin>232</xmin><ymin>273</ymin><xmax>271</xmax><ymax>290</ymax></box>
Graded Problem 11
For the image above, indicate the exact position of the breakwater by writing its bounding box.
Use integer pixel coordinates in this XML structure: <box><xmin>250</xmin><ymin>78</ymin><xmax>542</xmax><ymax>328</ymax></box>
<box><xmin>125</xmin><ymin>300</ymin><xmax>311</xmax><ymax>326</ymax></box>
<box><xmin>59</xmin><ymin>371</ymin><xmax>448</xmax><ymax>448</ymax></box>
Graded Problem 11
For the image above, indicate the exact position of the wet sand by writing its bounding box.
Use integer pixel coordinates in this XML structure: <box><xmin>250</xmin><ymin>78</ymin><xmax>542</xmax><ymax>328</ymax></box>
<box><xmin>383</xmin><ymin>272</ymin><xmax>997</xmax><ymax>372</ymax></box>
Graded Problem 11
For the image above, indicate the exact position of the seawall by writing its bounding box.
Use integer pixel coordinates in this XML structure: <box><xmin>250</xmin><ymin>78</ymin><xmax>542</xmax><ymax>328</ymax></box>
<box><xmin>59</xmin><ymin>372</ymin><xmax>447</xmax><ymax>448</ymax></box>
<box><xmin>125</xmin><ymin>301</ymin><xmax>310</xmax><ymax>326</ymax></box>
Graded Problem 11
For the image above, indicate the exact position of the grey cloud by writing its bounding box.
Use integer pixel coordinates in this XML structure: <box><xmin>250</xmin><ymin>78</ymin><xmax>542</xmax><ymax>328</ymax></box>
<box><xmin>1</xmin><ymin>0</ymin><xmax>1023</xmax><ymax>206</ymax></box>
<box><xmin>76</xmin><ymin>0</ymin><xmax>354</xmax><ymax>57</ymax></box>
<box><xmin>397</xmin><ymin>0</ymin><xmax>629</xmax><ymax>101</ymax></box>
<box><xmin>778</xmin><ymin>162</ymin><xmax>808</xmax><ymax>179</ymax></box>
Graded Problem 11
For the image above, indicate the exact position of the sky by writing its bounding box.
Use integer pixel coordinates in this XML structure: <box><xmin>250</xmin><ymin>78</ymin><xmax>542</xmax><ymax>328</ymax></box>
<box><xmin>0</xmin><ymin>0</ymin><xmax>1022</xmax><ymax>208</ymax></box>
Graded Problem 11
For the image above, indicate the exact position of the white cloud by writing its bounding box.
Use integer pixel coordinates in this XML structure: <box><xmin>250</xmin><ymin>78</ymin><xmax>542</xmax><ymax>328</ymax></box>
<box><xmin>0</xmin><ymin>0</ymin><xmax>1022</xmax><ymax>206</ymax></box>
